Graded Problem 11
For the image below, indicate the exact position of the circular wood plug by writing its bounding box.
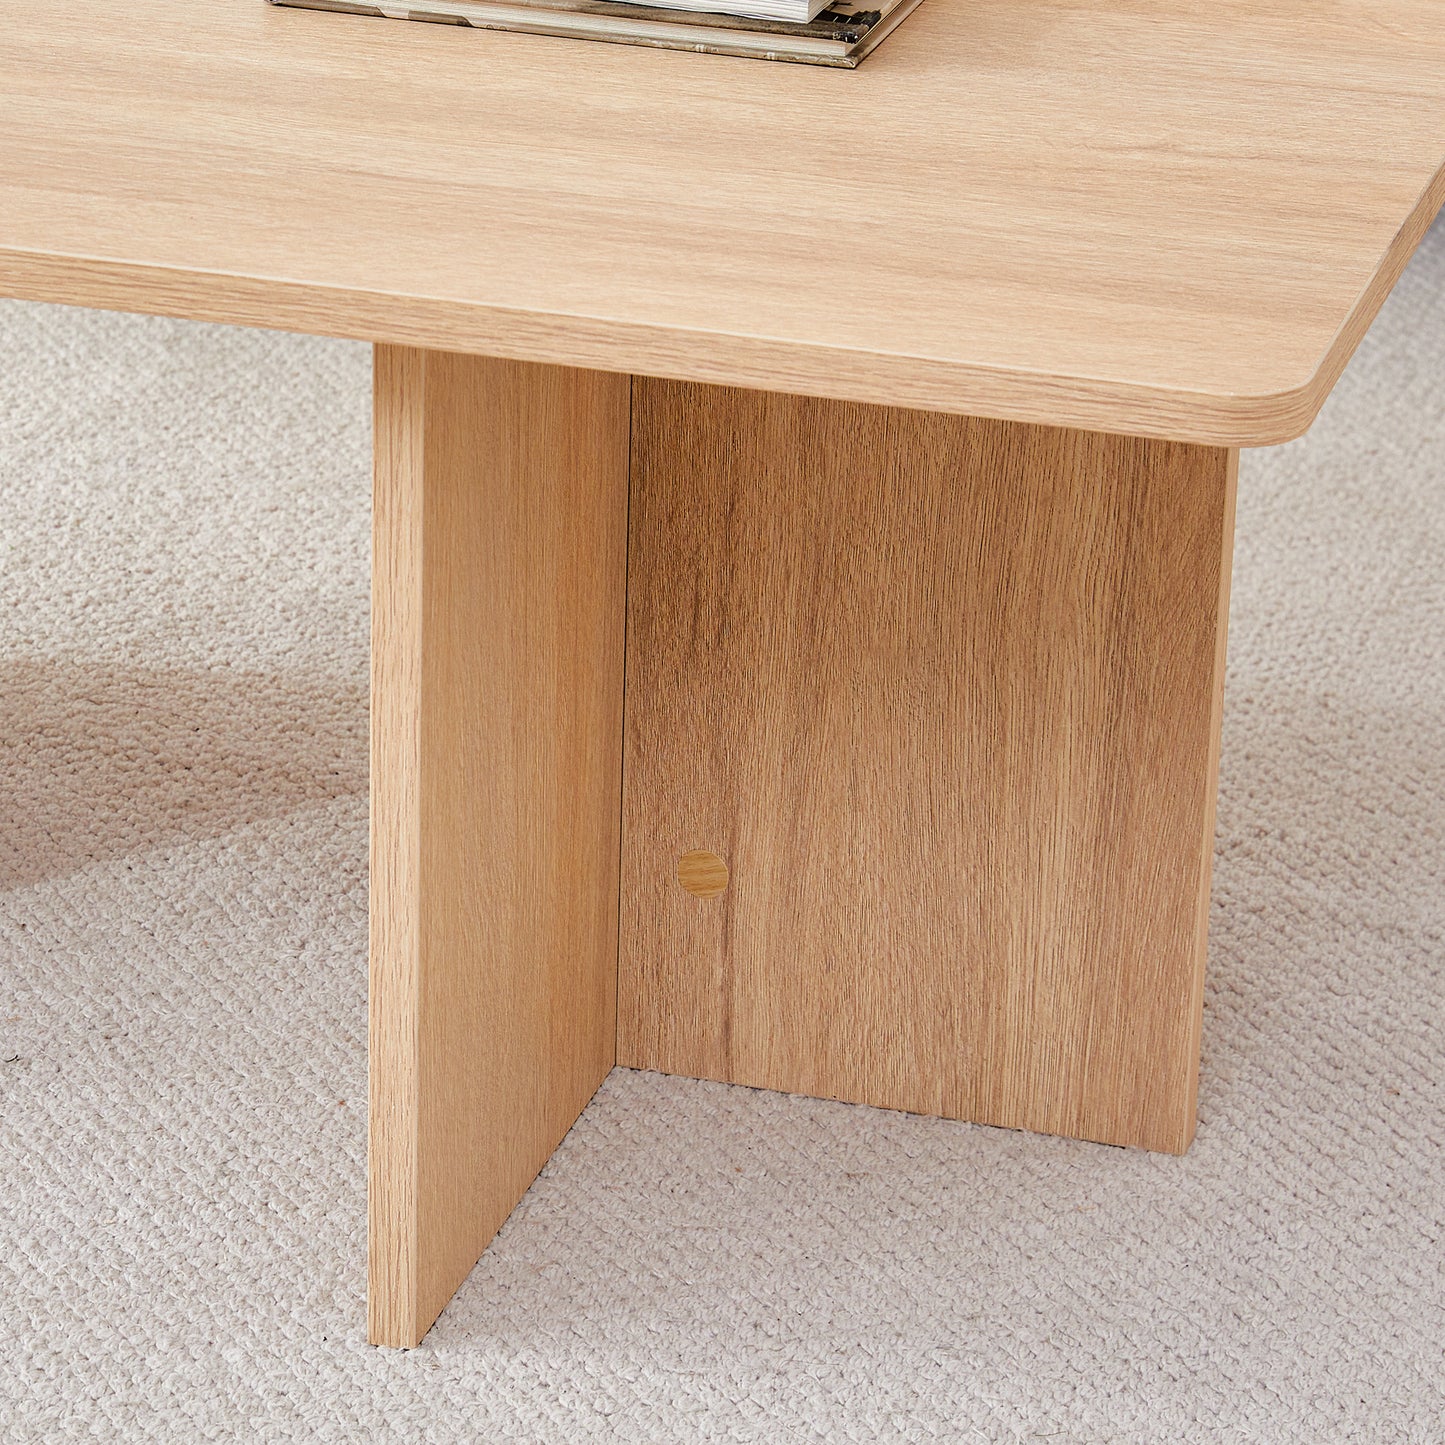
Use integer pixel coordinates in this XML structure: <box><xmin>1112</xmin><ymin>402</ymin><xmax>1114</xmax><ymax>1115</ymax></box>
<box><xmin>677</xmin><ymin>850</ymin><xmax>729</xmax><ymax>899</ymax></box>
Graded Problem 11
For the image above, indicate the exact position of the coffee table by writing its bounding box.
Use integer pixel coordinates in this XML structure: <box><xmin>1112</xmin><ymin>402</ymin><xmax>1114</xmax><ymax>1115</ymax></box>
<box><xmin>3</xmin><ymin>0</ymin><xmax>1442</xmax><ymax>1348</ymax></box>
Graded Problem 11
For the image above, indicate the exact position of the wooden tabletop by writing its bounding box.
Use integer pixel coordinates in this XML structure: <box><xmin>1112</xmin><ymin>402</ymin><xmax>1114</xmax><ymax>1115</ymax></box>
<box><xmin>2</xmin><ymin>0</ymin><xmax>1442</xmax><ymax>444</ymax></box>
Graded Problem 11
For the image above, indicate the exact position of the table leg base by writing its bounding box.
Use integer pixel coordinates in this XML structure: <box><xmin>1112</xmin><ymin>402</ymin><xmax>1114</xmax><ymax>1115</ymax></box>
<box><xmin>619</xmin><ymin>380</ymin><xmax>1237</xmax><ymax>1157</ymax></box>
<box><xmin>368</xmin><ymin>357</ymin><xmax>1237</xmax><ymax>1345</ymax></box>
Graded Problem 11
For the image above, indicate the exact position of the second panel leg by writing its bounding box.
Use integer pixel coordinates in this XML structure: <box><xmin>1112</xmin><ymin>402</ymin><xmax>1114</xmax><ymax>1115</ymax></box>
<box><xmin>618</xmin><ymin>381</ymin><xmax>1236</xmax><ymax>1155</ymax></box>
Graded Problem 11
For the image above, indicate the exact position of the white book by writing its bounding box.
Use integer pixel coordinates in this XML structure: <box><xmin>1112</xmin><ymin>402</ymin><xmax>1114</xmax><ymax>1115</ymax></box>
<box><xmin>614</xmin><ymin>0</ymin><xmax>828</xmax><ymax>22</ymax></box>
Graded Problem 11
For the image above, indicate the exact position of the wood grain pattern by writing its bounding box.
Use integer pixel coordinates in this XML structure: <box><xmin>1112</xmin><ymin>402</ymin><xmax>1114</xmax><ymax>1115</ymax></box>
<box><xmin>369</xmin><ymin>347</ymin><xmax>629</xmax><ymax>1348</ymax></box>
<box><xmin>1</xmin><ymin>0</ymin><xmax>1443</xmax><ymax>443</ymax></box>
<box><xmin>618</xmin><ymin>381</ymin><xmax>1237</xmax><ymax>1154</ymax></box>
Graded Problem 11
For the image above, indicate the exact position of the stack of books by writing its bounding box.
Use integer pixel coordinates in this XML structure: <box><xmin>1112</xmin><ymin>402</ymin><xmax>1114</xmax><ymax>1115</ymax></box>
<box><xmin>268</xmin><ymin>0</ymin><xmax>924</xmax><ymax>68</ymax></box>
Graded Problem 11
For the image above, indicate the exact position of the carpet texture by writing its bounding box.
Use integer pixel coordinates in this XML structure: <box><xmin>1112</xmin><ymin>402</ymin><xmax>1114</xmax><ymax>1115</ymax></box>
<box><xmin>1</xmin><ymin>219</ymin><xmax>1442</xmax><ymax>1443</ymax></box>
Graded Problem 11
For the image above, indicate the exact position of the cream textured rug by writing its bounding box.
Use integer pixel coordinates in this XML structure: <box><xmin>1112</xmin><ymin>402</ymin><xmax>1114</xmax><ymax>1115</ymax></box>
<box><xmin>1</xmin><ymin>219</ymin><xmax>1443</xmax><ymax>1443</ymax></box>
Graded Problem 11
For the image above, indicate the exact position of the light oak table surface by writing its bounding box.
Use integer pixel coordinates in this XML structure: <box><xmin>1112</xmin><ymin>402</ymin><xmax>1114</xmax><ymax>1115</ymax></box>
<box><xmin>1</xmin><ymin>0</ymin><xmax>1444</xmax><ymax>442</ymax></box>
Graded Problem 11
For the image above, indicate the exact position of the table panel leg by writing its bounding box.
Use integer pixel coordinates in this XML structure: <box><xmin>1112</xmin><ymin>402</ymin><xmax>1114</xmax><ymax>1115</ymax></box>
<box><xmin>619</xmin><ymin>381</ymin><xmax>1236</xmax><ymax>1155</ymax></box>
<box><xmin>368</xmin><ymin>347</ymin><xmax>629</xmax><ymax>1348</ymax></box>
